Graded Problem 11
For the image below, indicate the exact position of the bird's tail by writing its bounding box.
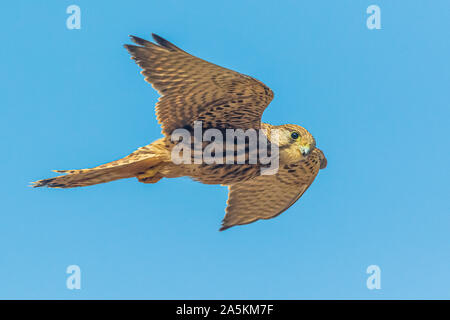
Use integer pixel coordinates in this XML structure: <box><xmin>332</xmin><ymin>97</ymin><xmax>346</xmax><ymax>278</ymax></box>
<box><xmin>31</xmin><ymin>139</ymin><xmax>169</xmax><ymax>188</ymax></box>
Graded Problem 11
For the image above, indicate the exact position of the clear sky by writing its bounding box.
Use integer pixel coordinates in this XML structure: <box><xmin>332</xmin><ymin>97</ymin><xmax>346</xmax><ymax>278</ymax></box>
<box><xmin>1</xmin><ymin>0</ymin><xmax>449</xmax><ymax>299</ymax></box>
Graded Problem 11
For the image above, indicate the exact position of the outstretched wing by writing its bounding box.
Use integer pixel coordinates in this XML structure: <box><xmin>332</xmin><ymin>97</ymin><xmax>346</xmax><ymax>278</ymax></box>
<box><xmin>124</xmin><ymin>34</ymin><xmax>274</xmax><ymax>136</ymax></box>
<box><xmin>221</xmin><ymin>148</ymin><xmax>326</xmax><ymax>231</ymax></box>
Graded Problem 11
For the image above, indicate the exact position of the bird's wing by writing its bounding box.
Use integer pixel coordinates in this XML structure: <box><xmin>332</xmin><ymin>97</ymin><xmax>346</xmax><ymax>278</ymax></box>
<box><xmin>221</xmin><ymin>148</ymin><xmax>326</xmax><ymax>231</ymax></box>
<box><xmin>124</xmin><ymin>34</ymin><xmax>274</xmax><ymax>136</ymax></box>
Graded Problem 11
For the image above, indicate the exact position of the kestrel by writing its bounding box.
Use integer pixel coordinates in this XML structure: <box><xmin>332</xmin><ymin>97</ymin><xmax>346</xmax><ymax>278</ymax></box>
<box><xmin>32</xmin><ymin>34</ymin><xmax>327</xmax><ymax>231</ymax></box>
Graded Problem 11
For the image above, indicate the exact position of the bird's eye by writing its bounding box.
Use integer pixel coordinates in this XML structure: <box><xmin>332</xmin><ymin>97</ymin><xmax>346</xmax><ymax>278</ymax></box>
<box><xmin>291</xmin><ymin>132</ymin><xmax>300</xmax><ymax>140</ymax></box>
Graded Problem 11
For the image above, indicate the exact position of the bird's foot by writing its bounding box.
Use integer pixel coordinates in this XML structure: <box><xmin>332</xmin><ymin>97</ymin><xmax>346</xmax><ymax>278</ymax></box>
<box><xmin>136</xmin><ymin>166</ymin><xmax>162</xmax><ymax>184</ymax></box>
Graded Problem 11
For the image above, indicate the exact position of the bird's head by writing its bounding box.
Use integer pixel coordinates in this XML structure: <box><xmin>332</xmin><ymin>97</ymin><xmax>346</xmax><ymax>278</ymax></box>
<box><xmin>271</xmin><ymin>124</ymin><xmax>316</xmax><ymax>164</ymax></box>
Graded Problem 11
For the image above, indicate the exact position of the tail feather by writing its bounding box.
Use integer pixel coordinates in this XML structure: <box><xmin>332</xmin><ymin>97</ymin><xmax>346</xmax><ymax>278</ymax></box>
<box><xmin>32</xmin><ymin>145</ymin><xmax>167</xmax><ymax>188</ymax></box>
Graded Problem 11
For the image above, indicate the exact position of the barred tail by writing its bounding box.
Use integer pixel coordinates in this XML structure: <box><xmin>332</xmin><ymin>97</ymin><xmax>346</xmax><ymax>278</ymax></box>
<box><xmin>31</xmin><ymin>141</ymin><xmax>168</xmax><ymax>188</ymax></box>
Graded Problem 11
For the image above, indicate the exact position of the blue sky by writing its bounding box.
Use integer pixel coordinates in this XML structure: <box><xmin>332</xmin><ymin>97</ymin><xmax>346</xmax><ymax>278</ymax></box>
<box><xmin>1</xmin><ymin>0</ymin><xmax>449</xmax><ymax>299</ymax></box>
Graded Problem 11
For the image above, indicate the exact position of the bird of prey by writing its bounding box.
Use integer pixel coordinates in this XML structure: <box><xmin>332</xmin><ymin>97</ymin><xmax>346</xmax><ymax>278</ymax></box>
<box><xmin>32</xmin><ymin>34</ymin><xmax>327</xmax><ymax>231</ymax></box>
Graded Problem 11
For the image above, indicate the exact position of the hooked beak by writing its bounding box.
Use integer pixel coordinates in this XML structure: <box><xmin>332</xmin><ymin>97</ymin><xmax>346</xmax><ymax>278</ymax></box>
<box><xmin>300</xmin><ymin>145</ymin><xmax>311</xmax><ymax>157</ymax></box>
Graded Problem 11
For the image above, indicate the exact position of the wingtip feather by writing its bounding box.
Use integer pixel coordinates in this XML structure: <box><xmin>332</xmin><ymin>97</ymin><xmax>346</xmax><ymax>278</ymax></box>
<box><xmin>219</xmin><ymin>224</ymin><xmax>231</xmax><ymax>232</ymax></box>
<box><xmin>151</xmin><ymin>33</ymin><xmax>183</xmax><ymax>52</ymax></box>
<box><xmin>129</xmin><ymin>35</ymin><xmax>153</xmax><ymax>47</ymax></box>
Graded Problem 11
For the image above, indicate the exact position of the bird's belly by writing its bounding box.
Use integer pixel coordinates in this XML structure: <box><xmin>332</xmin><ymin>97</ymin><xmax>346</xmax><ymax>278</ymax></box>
<box><xmin>183</xmin><ymin>163</ymin><xmax>262</xmax><ymax>185</ymax></box>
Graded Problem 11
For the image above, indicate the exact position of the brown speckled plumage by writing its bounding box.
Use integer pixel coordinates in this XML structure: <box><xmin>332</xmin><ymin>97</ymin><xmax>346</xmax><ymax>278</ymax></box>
<box><xmin>32</xmin><ymin>34</ymin><xmax>327</xmax><ymax>231</ymax></box>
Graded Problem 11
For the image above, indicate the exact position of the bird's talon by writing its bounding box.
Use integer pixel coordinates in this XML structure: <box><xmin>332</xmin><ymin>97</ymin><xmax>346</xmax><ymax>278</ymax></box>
<box><xmin>137</xmin><ymin>167</ymin><xmax>159</xmax><ymax>179</ymax></box>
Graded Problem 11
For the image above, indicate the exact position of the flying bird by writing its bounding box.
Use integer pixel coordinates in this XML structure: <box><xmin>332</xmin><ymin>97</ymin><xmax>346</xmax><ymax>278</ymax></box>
<box><xmin>32</xmin><ymin>34</ymin><xmax>327</xmax><ymax>231</ymax></box>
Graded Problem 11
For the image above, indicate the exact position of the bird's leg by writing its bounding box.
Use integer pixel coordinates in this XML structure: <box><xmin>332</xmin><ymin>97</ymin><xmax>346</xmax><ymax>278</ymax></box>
<box><xmin>136</xmin><ymin>165</ymin><xmax>163</xmax><ymax>184</ymax></box>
